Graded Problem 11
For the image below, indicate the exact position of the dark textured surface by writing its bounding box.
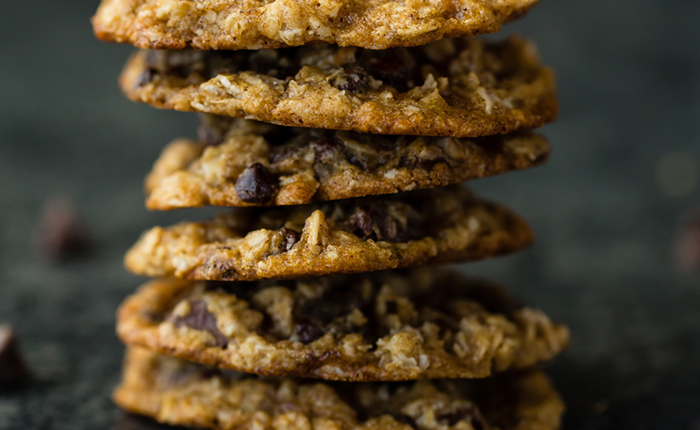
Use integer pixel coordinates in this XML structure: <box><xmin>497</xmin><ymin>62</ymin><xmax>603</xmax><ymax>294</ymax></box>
<box><xmin>1</xmin><ymin>0</ymin><xmax>700</xmax><ymax>428</ymax></box>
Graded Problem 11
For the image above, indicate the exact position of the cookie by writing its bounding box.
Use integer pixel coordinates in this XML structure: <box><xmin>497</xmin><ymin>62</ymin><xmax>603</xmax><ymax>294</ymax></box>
<box><xmin>124</xmin><ymin>186</ymin><xmax>534</xmax><ymax>281</ymax></box>
<box><xmin>120</xmin><ymin>37</ymin><xmax>557</xmax><ymax>138</ymax></box>
<box><xmin>146</xmin><ymin>115</ymin><xmax>550</xmax><ymax>210</ymax></box>
<box><xmin>117</xmin><ymin>270</ymin><xmax>568</xmax><ymax>380</ymax></box>
<box><xmin>93</xmin><ymin>0</ymin><xmax>537</xmax><ymax>51</ymax></box>
<box><xmin>115</xmin><ymin>347</ymin><xmax>564</xmax><ymax>430</ymax></box>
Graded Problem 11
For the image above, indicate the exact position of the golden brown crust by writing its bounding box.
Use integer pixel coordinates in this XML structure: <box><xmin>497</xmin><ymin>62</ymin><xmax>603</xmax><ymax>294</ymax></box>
<box><xmin>93</xmin><ymin>0</ymin><xmax>538</xmax><ymax>50</ymax></box>
<box><xmin>116</xmin><ymin>270</ymin><xmax>568</xmax><ymax>380</ymax></box>
<box><xmin>119</xmin><ymin>37</ymin><xmax>558</xmax><ymax>137</ymax></box>
<box><xmin>115</xmin><ymin>348</ymin><xmax>564</xmax><ymax>430</ymax></box>
<box><xmin>146</xmin><ymin>116</ymin><xmax>550</xmax><ymax>210</ymax></box>
<box><xmin>124</xmin><ymin>186</ymin><xmax>534</xmax><ymax>281</ymax></box>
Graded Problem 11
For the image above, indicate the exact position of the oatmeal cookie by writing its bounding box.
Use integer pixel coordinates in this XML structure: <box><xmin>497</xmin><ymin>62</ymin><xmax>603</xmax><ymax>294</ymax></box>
<box><xmin>120</xmin><ymin>37</ymin><xmax>558</xmax><ymax>137</ymax></box>
<box><xmin>116</xmin><ymin>348</ymin><xmax>564</xmax><ymax>429</ymax></box>
<box><xmin>116</xmin><ymin>270</ymin><xmax>569</xmax><ymax>380</ymax></box>
<box><xmin>146</xmin><ymin>116</ymin><xmax>550</xmax><ymax>210</ymax></box>
<box><xmin>124</xmin><ymin>186</ymin><xmax>534</xmax><ymax>281</ymax></box>
<box><xmin>93</xmin><ymin>0</ymin><xmax>537</xmax><ymax>50</ymax></box>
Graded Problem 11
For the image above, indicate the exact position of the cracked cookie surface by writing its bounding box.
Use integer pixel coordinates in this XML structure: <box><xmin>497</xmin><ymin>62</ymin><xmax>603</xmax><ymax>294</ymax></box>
<box><xmin>120</xmin><ymin>36</ymin><xmax>557</xmax><ymax>137</ymax></box>
<box><xmin>116</xmin><ymin>348</ymin><xmax>564</xmax><ymax>430</ymax></box>
<box><xmin>116</xmin><ymin>270</ymin><xmax>569</xmax><ymax>380</ymax></box>
<box><xmin>93</xmin><ymin>0</ymin><xmax>537</xmax><ymax>50</ymax></box>
<box><xmin>146</xmin><ymin>115</ymin><xmax>550</xmax><ymax>210</ymax></box>
<box><xmin>125</xmin><ymin>186</ymin><xmax>534</xmax><ymax>281</ymax></box>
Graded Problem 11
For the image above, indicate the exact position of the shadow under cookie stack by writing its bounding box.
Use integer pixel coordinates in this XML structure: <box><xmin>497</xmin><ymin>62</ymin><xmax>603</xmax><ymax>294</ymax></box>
<box><xmin>93</xmin><ymin>1</ymin><xmax>570</xmax><ymax>428</ymax></box>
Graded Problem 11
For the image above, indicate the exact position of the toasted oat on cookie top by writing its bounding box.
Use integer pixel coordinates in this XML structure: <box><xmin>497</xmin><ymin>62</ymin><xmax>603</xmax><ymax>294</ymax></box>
<box><xmin>146</xmin><ymin>115</ymin><xmax>550</xmax><ymax>210</ymax></box>
<box><xmin>116</xmin><ymin>270</ymin><xmax>569</xmax><ymax>380</ymax></box>
<box><xmin>120</xmin><ymin>37</ymin><xmax>557</xmax><ymax>137</ymax></box>
<box><xmin>124</xmin><ymin>186</ymin><xmax>534</xmax><ymax>281</ymax></box>
<box><xmin>116</xmin><ymin>348</ymin><xmax>564</xmax><ymax>429</ymax></box>
<box><xmin>93</xmin><ymin>0</ymin><xmax>538</xmax><ymax>51</ymax></box>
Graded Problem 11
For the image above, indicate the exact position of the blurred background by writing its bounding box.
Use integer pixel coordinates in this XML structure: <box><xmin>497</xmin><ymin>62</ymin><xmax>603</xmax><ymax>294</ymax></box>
<box><xmin>1</xmin><ymin>0</ymin><xmax>700</xmax><ymax>428</ymax></box>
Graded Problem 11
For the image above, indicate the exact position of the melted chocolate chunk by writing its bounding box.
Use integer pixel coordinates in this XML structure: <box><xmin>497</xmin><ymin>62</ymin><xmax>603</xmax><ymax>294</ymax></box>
<box><xmin>294</xmin><ymin>317</ymin><xmax>326</xmax><ymax>344</ymax></box>
<box><xmin>0</xmin><ymin>325</ymin><xmax>29</xmax><ymax>384</ymax></box>
<box><xmin>398</xmin><ymin>156</ymin><xmax>448</xmax><ymax>171</ymax></box>
<box><xmin>359</xmin><ymin>48</ymin><xmax>416</xmax><ymax>91</ymax></box>
<box><xmin>235</xmin><ymin>163</ymin><xmax>279</xmax><ymax>204</ymax></box>
<box><xmin>171</xmin><ymin>300</ymin><xmax>229</xmax><ymax>348</ymax></box>
<box><xmin>335</xmin><ymin>65</ymin><xmax>370</xmax><ymax>92</ymax></box>
<box><xmin>347</xmin><ymin>205</ymin><xmax>408</xmax><ymax>243</ymax></box>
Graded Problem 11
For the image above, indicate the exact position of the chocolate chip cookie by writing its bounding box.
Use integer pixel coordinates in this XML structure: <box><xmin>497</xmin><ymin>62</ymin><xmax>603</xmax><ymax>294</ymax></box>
<box><xmin>117</xmin><ymin>270</ymin><xmax>568</xmax><ymax>380</ymax></box>
<box><xmin>120</xmin><ymin>36</ymin><xmax>557</xmax><ymax>137</ymax></box>
<box><xmin>125</xmin><ymin>186</ymin><xmax>534</xmax><ymax>281</ymax></box>
<box><xmin>116</xmin><ymin>347</ymin><xmax>564</xmax><ymax>429</ymax></box>
<box><xmin>93</xmin><ymin>0</ymin><xmax>537</xmax><ymax>50</ymax></box>
<box><xmin>146</xmin><ymin>115</ymin><xmax>550</xmax><ymax>210</ymax></box>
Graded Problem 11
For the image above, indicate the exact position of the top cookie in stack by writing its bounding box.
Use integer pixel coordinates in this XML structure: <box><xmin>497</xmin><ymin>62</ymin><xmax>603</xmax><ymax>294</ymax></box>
<box><xmin>93</xmin><ymin>0</ymin><xmax>538</xmax><ymax>50</ymax></box>
<box><xmin>94</xmin><ymin>0</ymin><xmax>567</xmax><ymax>427</ymax></box>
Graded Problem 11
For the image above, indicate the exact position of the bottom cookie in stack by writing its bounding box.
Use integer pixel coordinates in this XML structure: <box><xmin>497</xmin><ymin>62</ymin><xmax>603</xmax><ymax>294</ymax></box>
<box><xmin>116</xmin><ymin>347</ymin><xmax>565</xmax><ymax>430</ymax></box>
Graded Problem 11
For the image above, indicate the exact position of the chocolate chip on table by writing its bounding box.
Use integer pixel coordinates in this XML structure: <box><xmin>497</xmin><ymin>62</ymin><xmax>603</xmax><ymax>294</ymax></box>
<box><xmin>234</xmin><ymin>163</ymin><xmax>279</xmax><ymax>204</ymax></box>
<box><xmin>170</xmin><ymin>300</ymin><xmax>229</xmax><ymax>348</ymax></box>
<box><xmin>294</xmin><ymin>318</ymin><xmax>326</xmax><ymax>344</ymax></box>
<box><xmin>0</xmin><ymin>325</ymin><xmax>30</xmax><ymax>384</ymax></box>
<box><xmin>34</xmin><ymin>197</ymin><xmax>92</xmax><ymax>262</ymax></box>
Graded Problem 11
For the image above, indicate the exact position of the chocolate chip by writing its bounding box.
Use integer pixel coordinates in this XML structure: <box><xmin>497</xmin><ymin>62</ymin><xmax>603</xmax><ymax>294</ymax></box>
<box><xmin>335</xmin><ymin>65</ymin><xmax>370</xmax><ymax>92</ymax></box>
<box><xmin>398</xmin><ymin>156</ymin><xmax>448</xmax><ymax>171</ymax></box>
<box><xmin>0</xmin><ymin>325</ymin><xmax>30</xmax><ymax>384</ymax></box>
<box><xmin>311</xmin><ymin>138</ymin><xmax>343</xmax><ymax>161</ymax></box>
<box><xmin>171</xmin><ymin>300</ymin><xmax>229</xmax><ymax>348</ymax></box>
<box><xmin>134</xmin><ymin>68</ymin><xmax>155</xmax><ymax>88</ymax></box>
<box><xmin>294</xmin><ymin>317</ymin><xmax>326</xmax><ymax>344</ymax></box>
<box><xmin>34</xmin><ymin>197</ymin><xmax>92</xmax><ymax>262</ymax></box>
<box><xmin>347</xmin><ymin>205</ymin><xmax>407</xmax><ymax>243</ymax></box>
<box><xmin>281</xmin><ymin>228</ymin><xmax>300</xmax><ymax>252</ymax></box>
<box><xmin>385</xmin><ymin>300</ymin><xmax>398</xmax><ymax>314</ymax></box>
<box><xmin>235</xmin><ymin>163</ymin><xmax>279</xmax><ymax>204</ymax></box>
<box><xmin>359</xmin><ymin>48</ymin><xmax>416</xmax><ymax>91</ymax></box>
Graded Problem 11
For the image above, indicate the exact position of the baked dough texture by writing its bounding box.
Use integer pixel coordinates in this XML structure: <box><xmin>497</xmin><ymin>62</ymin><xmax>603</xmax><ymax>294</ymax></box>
<box><xmin>120</xmin><ymin>36</ymin><xmax>558</xmax><ymax>137</ymax></box>
<box><xmin>116</xmin><ymin>270</ymin><xmax>569</xmax><ymax>380</ymax></box>
<box><xmin>93</xmin><ymin>0</ymin><xmax>538</xmax><ymax>50</ymax></box>
<box><xmin>124</xmin><ymin>186</ymin><xmax>535</xmax><ymax>281</ymax></box>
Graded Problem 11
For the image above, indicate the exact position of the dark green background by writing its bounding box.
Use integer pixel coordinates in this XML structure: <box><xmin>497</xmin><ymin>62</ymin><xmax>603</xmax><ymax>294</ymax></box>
<box><xmin>1</xmin><ymin>0</ymin><xmax>700</xmax><ymax>428</ymax></box>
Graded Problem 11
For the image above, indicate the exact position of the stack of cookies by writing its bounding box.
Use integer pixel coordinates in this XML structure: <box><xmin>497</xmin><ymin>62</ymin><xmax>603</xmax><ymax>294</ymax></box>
<box><xmin>92</xmin><ymin>0</ymin><xmax>570</xmax><ymax>428</ymax></box>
